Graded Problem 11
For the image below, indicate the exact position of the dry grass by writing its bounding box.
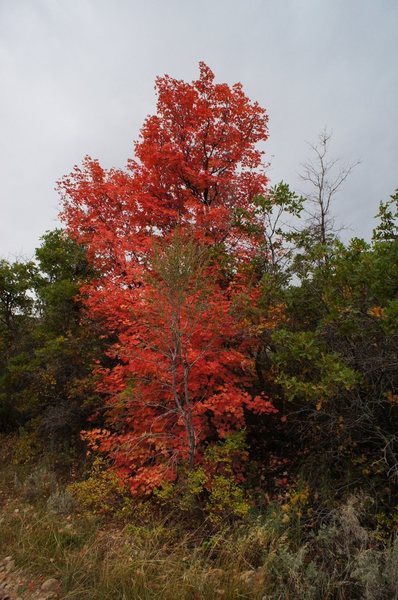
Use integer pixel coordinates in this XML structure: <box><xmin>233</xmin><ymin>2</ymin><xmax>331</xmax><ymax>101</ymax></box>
<box><xmin>1</xmin><ymin>453</ymin><xmax>397</xmax><ymax>600</ymax></box>
<box><xmin>0</xmin><ymin>502</ymin><xmax>276</xmax><ymax>599</ymax></box>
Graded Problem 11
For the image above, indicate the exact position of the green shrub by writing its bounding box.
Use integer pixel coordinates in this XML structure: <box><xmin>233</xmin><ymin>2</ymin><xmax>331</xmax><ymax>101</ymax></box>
<box><xmin>12</xmin><ymin>423</ymin><xmax>43</xmax><ymax>464</ymax></box>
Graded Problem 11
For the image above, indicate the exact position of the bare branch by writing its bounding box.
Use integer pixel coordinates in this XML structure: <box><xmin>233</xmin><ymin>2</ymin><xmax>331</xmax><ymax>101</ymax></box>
<box><xmin>299</xmin><ymin>128</ymin><xmax>360</xmax><ymax>248</ymax></box>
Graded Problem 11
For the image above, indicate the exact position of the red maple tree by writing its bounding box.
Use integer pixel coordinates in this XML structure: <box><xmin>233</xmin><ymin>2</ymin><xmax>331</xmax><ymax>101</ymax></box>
<box><xmin>59</xmin><ymin>63</ymin><xmax>276</xmax><ymax>494</ymax></box>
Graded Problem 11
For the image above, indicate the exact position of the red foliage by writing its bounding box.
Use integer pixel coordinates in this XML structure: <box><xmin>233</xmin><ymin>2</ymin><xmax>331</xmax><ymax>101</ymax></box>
<box><xmin>59</xmin><ymin>63</ymin><xmax>276</xmax><ymax>494</ymax></box>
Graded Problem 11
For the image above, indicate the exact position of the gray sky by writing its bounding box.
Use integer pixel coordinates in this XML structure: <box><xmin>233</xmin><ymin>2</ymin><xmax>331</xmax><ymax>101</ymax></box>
<box><xmin>1</xmin><ymin>0</ymin><xmax>397</xmax><ymax>260</ymax></box>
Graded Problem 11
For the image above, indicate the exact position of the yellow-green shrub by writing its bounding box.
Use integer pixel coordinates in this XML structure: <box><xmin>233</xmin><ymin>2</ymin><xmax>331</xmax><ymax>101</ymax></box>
<box><xmin>155</xmin><ymin>432</ymin><xmax>252</xmax><ymax>524</ymax></box>
<box><xmin>67</xmin><ymin>458</ymin><xmax>129</xmax><ymax>516</ymax></box>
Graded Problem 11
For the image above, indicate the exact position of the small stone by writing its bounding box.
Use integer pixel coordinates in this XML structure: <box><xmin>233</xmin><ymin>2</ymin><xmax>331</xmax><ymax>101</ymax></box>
<box><xmin>41</xmin><ymin>578</ymin><xmax>59</xmax><ymax>593</ymax></box>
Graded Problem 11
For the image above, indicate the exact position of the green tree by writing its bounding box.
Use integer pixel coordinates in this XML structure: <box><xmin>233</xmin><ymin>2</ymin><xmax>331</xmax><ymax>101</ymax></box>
<box><xmin>255</xmin><ymin>189</ymin><xmax>398</xmax><ymax>513</ymax></box>
<box><xmin>0</xmin><ymin>231</ymin><xmax>102</xmax><ymax>445</ymax></box>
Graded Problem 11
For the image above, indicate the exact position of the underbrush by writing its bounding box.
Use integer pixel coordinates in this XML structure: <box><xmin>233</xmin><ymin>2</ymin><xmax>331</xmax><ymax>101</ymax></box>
<box><xmin>0</xmin><ymin>442</ymin><xmax>397</xmax><ymax>599</ymax></box>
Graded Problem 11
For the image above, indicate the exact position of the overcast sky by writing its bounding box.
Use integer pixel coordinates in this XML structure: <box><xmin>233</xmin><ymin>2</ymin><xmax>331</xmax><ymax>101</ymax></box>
<box><xmin>1</xmin><ymin>0</ymin><xmax>397</xmax><ymax>260</ymax></box>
